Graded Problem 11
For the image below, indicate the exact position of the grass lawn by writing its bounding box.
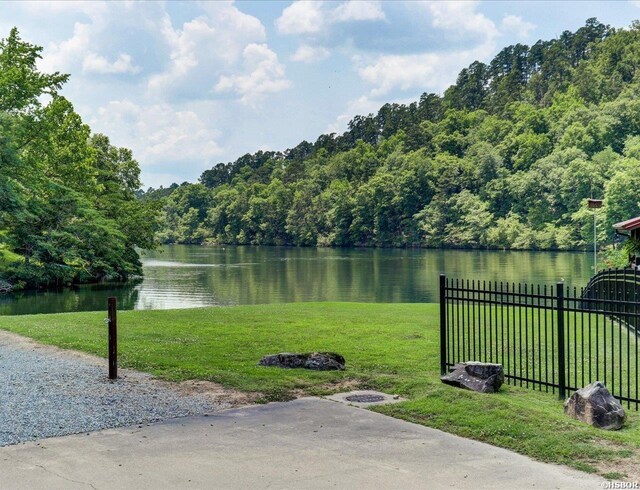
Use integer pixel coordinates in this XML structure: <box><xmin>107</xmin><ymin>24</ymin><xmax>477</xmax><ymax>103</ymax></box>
<box><xmin>1</xmin><ymin>302</ymin><xmax>639</xmax><ymax>479</ymax></box>
<box><xmin>446</xmin><ymin>305</ymin><xmax>640</xmax><ymax>406</ymax></box>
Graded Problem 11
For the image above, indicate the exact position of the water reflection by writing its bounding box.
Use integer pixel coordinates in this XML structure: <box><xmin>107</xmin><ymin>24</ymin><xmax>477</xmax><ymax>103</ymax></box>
<box><xmin>0</xmin><ymin>246</ymin><xmax>595</xmax><ymax>315</ymax></box>
<box><xmin>0</xmin><ymin>280</ymin><xmax>142</xmax><ymax>316</ymax></box>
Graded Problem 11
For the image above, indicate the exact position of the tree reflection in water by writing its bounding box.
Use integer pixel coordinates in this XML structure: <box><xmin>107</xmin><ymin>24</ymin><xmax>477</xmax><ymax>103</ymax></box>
<box><xmin>1</xmin><ymin>246</ymin><xmax>594</xmax><ymax>316</ymax></box>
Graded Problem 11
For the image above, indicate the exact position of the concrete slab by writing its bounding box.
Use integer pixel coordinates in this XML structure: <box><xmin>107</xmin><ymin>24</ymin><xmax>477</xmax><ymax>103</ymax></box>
<box><xmin>0</xmin><ymin>397</ymin><xmax>603</xmax><ymax>489</ymax></box>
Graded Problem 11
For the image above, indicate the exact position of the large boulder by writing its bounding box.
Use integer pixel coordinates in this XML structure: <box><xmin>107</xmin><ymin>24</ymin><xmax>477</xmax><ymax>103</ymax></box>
<box><xmin>259</xmin><ymin>352</ymin><xmax>345</xmax><ymax>371</ymax></box>
<box><xmin>564</xmin><ymin>381</ymin><xmax>626</xmax><ymax>430</ymax></box>
<box><xmin>441</xmin><ymin>362</ymin><xmax>504</xmax><ymax>393</ymax></box>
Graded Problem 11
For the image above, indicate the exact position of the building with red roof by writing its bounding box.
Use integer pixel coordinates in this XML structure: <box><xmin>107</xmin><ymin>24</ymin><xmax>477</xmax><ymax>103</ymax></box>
<box><xmin>613</xmin><ymin>216</ymin><xmax>640</xmax><ymax>269</ymax></box>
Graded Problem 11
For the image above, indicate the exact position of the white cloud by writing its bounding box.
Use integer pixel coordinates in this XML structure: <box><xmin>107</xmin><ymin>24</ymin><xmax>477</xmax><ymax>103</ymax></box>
<box><xmin>501</xmin><ymin>15</ymin><xmax>536</xmax><ymax>38</ymax></box>
<box><xmin>352</xmin><ymin>1</ymin><xmax>499</xmax><ymax>96</ymax></box>
<box><xmin>276</xmin><ymin>1</ymin><xmax>385</xmax><ymax>35</ymax></box>
<box><xmin>82</xmin><ymin>52</ymin><xmax>140</xmax><ymax>74</ymax></box>
<box><xmin>425</xmin><ymin>1</ymin><xmax>498</xmax><ymax>40</ymax></box>
<box><xmin>94</xmin><ymin>100</ymin><xmax>222</xmax><ymax>168</ymax></box>
<box><xmin>357</xmin><ymin>53</ymin><xmax>439</xmax><ymax>96</ymax></box>
<box><xmin>277</xmin><ymin>1</ymin><xmax>387</xmax><ymax>71</ymax></box>
<box><xmin>38</xmin><ymin>21</ymin><xmax>91</xmax><ymax>72</ymax></box>
<box><xmin>332</xmin><ymin>1</ymin><xmax>385</xmax><ymax>23</ymax></box>
<box><xmin>34</xmin><ymin>3</ymin><xmax>157</xmax><ymax>77</ymax></box>
<box><xmin>146</xmin><ymin>15</ymin><xmax>208</xmax><ymax>93</ymax></box>
<box><xmin>275</xmin><ymin>1</ymin><xmax>326</xmax><ymax>35</ymax></box>
<box><xmin>291</xmin><ymin>44</ymin><xmax>330</xmax><ymax>63</ymax></box>
<box><xmin>143</xmin><ymin>109</ymin><xmax>221</xmax><ymax>162</ymax></box>
<box><xmin>199</xmin><ymin>1</ymin><xmax>267</xmax><ymax>39</ymax></box>
<box><xmin>356</xmin><ymin>40</ymin><xmax>495</xmax><ymax>96</ymax></box>
<box><xmin>147</xmin><ymin>4</ymin><xmax>272</xmax><ymax>101</ymax></box>
<box><xmin>216</xmin><ymin>44</ymin><xmax>292</xmax><ymax>106</ymax></box>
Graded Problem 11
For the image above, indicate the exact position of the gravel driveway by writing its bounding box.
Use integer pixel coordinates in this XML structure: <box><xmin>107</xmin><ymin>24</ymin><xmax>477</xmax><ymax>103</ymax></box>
<box><xmin>0</xmin><ymin>330</ymin><xmax>246</xmax><ymax>447</ymax></box>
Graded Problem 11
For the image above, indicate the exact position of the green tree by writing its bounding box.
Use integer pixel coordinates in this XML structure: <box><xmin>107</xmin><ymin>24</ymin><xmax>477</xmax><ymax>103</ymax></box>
<box><xmin>604</xmin><ymin>160</ymin><xmax>640</xmax><ymax>232</ymax></box>
<box><xmin>0</xmin><ymin>28</ymin><xmax>157</xmax><ymax>289</ymax></box>
<box><xmin>148</xmin><ymin>19</ymin><xmax>640</xmax><ymax>255</ymax></box>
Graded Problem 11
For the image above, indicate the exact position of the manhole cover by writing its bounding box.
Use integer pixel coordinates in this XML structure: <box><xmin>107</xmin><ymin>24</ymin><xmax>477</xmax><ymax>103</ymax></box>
<box><xmin>345</xmin><ymin>394</ymin><xmax>385</xmax><ymax>403</ymax></box>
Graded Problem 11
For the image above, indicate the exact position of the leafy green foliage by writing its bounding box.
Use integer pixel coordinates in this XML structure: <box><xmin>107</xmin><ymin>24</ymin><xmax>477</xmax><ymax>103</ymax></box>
<box><xmin>140</xmin><ymin>19</ymin><xmax>640</xmax><ymax>251</ymax></box>
<box><xmin>0</xmin><ymin>29</ymin><xmax>158</xmax><ymax>289</ymax></box>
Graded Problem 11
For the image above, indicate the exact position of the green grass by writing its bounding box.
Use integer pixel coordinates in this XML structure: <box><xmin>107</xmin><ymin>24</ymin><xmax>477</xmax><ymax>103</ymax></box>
<box><xmin>446</xmin><ymin>305</ymin><xmax>640</xmax><ymax>404</ymax></box>
<box><xmin>1</xmin><ymin>302</ymin><xmax>639</xmax><ymax>478</ymax></box>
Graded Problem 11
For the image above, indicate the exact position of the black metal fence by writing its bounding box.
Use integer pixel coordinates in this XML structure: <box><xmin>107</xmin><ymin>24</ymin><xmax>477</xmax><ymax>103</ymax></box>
<box><xmin>582</xmin><ymin>268</ymin><xmax>640</xmax><ymax>332</ymax></box>
<box><xmin>439</xmin><ymin>272</ymin><xmax>640</xmax><ymax>409</ymax></box>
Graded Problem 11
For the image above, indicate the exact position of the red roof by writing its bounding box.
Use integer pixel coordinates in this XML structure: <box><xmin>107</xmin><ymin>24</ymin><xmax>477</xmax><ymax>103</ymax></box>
<box><xmin>613</xmin><ymin>216</ymin><xmax>640</xmax><ymax>231</ymax></box>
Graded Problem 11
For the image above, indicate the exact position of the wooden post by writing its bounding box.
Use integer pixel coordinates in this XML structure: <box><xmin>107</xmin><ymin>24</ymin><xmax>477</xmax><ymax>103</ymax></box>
<box><xmin>108</xmin><ymin>297</ymin><xmax>117</xmax><ymax>380</ymax></box>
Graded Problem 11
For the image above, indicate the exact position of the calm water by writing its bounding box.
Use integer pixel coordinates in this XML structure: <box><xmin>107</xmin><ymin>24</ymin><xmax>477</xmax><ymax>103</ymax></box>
<box><xmin>0</xmin><ymin>245</ymin><xmax>595</xmax><ymax>315</ymax></box>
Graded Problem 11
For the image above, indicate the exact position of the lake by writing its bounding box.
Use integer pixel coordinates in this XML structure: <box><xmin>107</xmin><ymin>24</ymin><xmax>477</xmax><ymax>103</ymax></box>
<box><xmin>0</xmin><ymin>245</ymin><xmax>596</xmax><ymax>315</ymax></box>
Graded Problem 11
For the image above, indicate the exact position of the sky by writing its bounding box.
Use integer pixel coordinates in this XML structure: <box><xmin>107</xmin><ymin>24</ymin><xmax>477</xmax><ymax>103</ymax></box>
<box><xmin>1</xmin><ymin>1</ymin><xmax>639</xmax><ymax>189</ymax></box>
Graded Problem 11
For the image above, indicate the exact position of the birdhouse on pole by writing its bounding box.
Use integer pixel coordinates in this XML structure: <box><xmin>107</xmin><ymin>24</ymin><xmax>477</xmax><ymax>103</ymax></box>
<box><xmin>587</xmin><ymin>199</ymin><xmax>603</xmax><ymax>209</ymax></box>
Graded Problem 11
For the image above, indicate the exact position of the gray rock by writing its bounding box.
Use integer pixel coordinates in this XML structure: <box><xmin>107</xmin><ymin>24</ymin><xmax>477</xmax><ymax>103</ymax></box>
<box><xmin>440</xmin><ymin>362</ymin><xmax>504</xmax><ymax>393</ymax></box>
<box><xmin>564</xmin><ymin>381</ymin><xmax>626</xmax><ymax>430</ymax></box>
<box><xmin>259</xmin><ymin>352</ymin><xmax>345</xmax><ymax>371</ymax></box>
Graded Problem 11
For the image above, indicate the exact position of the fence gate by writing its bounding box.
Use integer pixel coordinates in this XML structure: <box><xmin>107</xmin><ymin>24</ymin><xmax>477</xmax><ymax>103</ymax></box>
<box><xmin>439</xmin><ymin>272</ymin><xmax>640</xmax><ymax>409</ymax></box>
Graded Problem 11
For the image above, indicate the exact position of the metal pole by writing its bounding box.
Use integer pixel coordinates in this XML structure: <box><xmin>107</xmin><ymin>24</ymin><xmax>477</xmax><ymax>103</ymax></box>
<box><xmin>556</xmin><ymin>283</ymin><xmax>566</xmax><ymax>400</ymax></box>
<box><xmin>594</xmin><ymin>208</ymin><xmax>597</xmax><ymax>273</ymax></box>
<box><xmin>440</xmin><ymin>274</ymin><xmax>447</xmax><ymax>375</ymax></box>
<box><xmin>108</xmin><ymin>297</ymin><xmax>118</xmax><ymax>380</ymax></box>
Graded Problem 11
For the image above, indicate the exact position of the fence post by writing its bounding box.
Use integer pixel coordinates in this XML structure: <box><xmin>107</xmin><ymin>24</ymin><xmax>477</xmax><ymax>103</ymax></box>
<box><xmin>556</xmin><ymin>283</ymin><xmax>566</xmax><ymax>400</ymax></box>
<box><xmin>108</xmin><ymin>297</ymin><xmax>118</xmax><ymax>380</ymax></box>
<box><xmin>440</xmin><ymin>274</ymin><xmax>447</xmax><ymax>375</ymax></box>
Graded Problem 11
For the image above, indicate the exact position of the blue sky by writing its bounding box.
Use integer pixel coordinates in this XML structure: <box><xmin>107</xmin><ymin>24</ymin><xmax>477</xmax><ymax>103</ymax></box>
<box><xmin>1</xmin><ymin>1</ymin><xmax>639</xmax><ymax>188</ymax></box>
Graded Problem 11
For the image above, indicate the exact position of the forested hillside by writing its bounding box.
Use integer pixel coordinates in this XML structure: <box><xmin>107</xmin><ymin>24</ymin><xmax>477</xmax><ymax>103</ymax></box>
<box><xmin>143</xmin><ymin>19</ymin><xmax>640</xmax><ymax>251</ymax></box>
<box><xmin>0</xmin><ymin>29</ymin><xmax>158</xmax><ymax>290</ymax></box>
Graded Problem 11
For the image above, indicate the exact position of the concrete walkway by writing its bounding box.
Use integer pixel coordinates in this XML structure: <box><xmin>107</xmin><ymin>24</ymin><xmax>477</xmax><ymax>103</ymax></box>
<box><xmin>0</xmin><ymin>397</ymin><xmax>602</xmax><ymax>490</ymax></box>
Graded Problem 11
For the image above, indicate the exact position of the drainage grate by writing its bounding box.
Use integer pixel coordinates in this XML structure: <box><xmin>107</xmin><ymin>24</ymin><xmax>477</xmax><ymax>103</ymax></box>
<box><xmin>345</xmin><ymin>394</ymin><xmax>385</xmax><ymax>403</ymax></box>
